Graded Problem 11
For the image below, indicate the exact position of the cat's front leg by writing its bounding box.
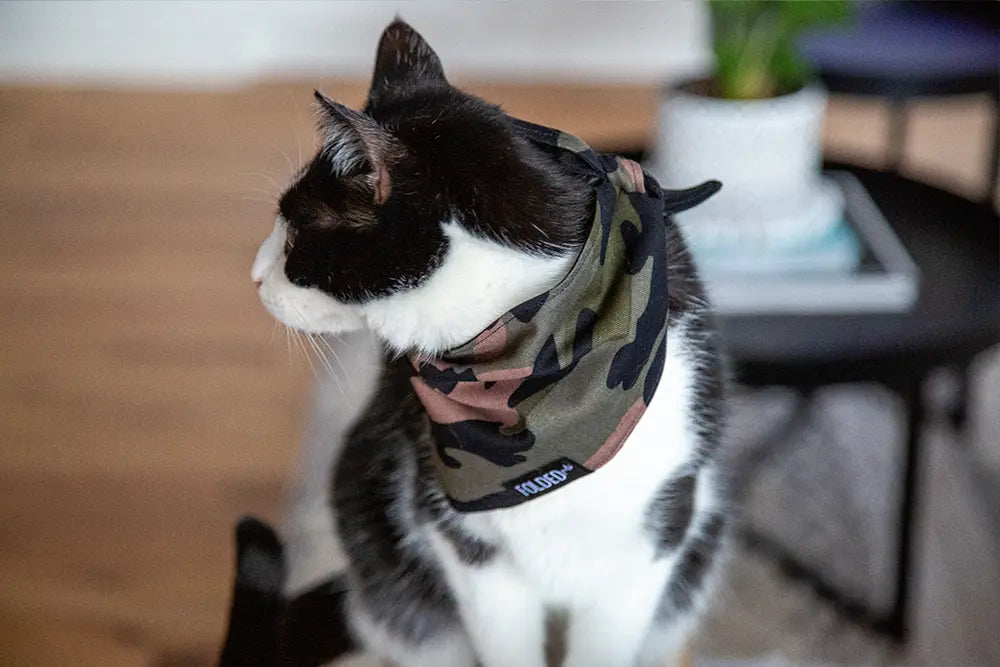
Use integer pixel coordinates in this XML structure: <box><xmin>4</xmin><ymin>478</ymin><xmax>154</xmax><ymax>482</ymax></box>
<box><xmin>561</xmin><ymin>559</ymin><xmax>675</xmax><ymax>667</ymax></box>
<box><xmin>457</xmin><ymin>563</ymin><xmax>549</xmax><ymax>667</ymax></box>
<box><xmin>428</xmin><ymin>532</ymin><xmax>548</xmax><ymax>667</ymax></box>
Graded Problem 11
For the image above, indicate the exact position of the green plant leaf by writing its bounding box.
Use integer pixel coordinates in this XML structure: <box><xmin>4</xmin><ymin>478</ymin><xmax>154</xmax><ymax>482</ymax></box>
<box><xmin>708</xmin><ymin>0</ymin><xmax>853</xmax><ymax>99</ymax></box>
<box><xmin>782</xmin><ymin>0</ymin><xmax>852</xmax><ymax>30</ymax></box>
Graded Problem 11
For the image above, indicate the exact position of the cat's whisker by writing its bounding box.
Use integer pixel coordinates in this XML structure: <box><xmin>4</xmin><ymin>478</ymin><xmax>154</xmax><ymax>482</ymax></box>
<box><xmin>313</xmin><ymin>333</ymin><xmax>344</xmax><ymax>370</ymax></box>
<box><xmin>306</xmin><ymin>334</ymin><xmax>334</xmax><ymax>375</ymax></box>
<box><xmin>268</xmin><ymin>318</ymin><xmax>279</xmax><ymax>345</ymax></box>
<box><xmin>233</xmin><ymin>183</ymin><xmax>274</xmax><ymax>194</ymax></box>
<box><xmin>292</xmin><ymin>329</ymin><xmax>319</xmax><ymax>378</ymax></box>
<box><xmin>313</xmin><ymin>334</ymin><xmax>350</xmax><ymax>391</ymax></box>
<box><xmin>308</xmin><ymin>334</ymin><xmax>344</xmax><ymax>392</ymax></box>
<box><xmin>281</xmin><ymin>322</ymin><xmax>292</xmax><ymax>366</ymax></box>
<box><xmin>330</xmin><ymin>331</ymin><xmax>361</xmax><ymax>350</ymax></box>
<box><xmin>265</xmin><ymin>141</ymin><xmax>296</xmax><ymax>182</ymax></box>
<box><xmin>240</xmin><ymin>196</ymin><xmax>279</xmax><ymax>207</ymax></box>
<box><xmin>282</xmin><ymin>91</ymin><xmax>306</xmax><ymax>171</ymax></box>
<box><xmin>289</xmin><ymin>327</ymin><xmax>304</xmax><ymax>365</ymax></box>
<box><xmin>294</xmin><ymin>130</ymin><xmax>303</xmax><ymax>170</ymax></box>
<box><xmin>330</xmin><ymin>332</ymin><xmax>382</xmax><ymax>372</ymax></box>
<box><xmin>233</xmin><ymin>185</ymin><xmax>280</xmax><ymax>209</ymax></box>
<box><xmin>281</xmin><ymin>302</ymin><xmax>341</xmax><ymax>387</ymax></box>
<box><xmin>237</xmin><ymin>171</ymin><xmax>285</xmax><ymax>191</ymax></box>
<box><xmin>531</xmin><ymin>222</ymin><xmax>550</xmax><ymax>239</ymax></box>
<box><xmin>303</xmin><ymin>332</ymin><xmax>327</xmax><ymax>369</ymax></box>
<box><xmin>237</xmin><ymin>184</ymin><xmax>280</xmax><ymax>197</ymax></box>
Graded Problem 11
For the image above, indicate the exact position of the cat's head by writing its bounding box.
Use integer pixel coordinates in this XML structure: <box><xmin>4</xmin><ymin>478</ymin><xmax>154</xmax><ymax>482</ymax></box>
<box><xmin>251</xmin><ymin>20</ymin><xmax>592</xmax><ymax>355</ymax></box>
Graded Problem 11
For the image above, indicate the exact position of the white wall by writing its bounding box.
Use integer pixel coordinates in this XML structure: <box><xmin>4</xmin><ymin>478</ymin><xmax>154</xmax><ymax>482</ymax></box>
<box><xmin>0</xmin><ymin>1</ymin><xmax>710</xmax><ymax>88</ymax></box>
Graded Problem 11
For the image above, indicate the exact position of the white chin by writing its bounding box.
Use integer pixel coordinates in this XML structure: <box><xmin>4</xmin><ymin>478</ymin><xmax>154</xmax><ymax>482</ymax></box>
<box><xmin>257</xmin><ymin>284</ymin><xmax>366</xmax><ymax>335</ymax></box>
<box><xmin>266</xmin><ymin>300</ymin><xmax>366</xmax><ymax>335</ymax></box>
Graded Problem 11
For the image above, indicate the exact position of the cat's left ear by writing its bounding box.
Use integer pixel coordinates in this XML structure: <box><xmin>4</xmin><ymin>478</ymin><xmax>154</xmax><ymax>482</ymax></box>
<box><xmin>368</xmin><ymin>19</ymin><xmax>447</xmax><ymax>104</ymax></box>
<box><xmin>314</xmin><ymin>91</ymin><xmax>393</xmax><ymax>205</ymax></box>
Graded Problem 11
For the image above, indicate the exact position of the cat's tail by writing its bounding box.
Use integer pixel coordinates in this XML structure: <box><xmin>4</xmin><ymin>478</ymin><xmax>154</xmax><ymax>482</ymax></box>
<box><xmin>219</xmin><ymin>516</ymin><xmax>358</xmax><ymax>667</ymax></box>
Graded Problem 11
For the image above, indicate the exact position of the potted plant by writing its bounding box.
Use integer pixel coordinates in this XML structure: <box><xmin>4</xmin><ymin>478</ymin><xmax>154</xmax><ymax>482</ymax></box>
<box><xmin>651</xmin><ymin>0</ymin><xmax>852</xmax><ymax>251</ymax></box>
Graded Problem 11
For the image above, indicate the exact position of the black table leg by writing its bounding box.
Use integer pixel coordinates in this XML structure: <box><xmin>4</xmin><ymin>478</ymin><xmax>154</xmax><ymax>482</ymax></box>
<box><xmin>888</xmin><ymin>376</ymin><xmax>926</xmax><ymax>641</ymax></box>
<box><xmin>948</xmin><ymin>363</ymin><xmax>971</xmax><ymax>430</ymax></box>
<box><xmin>740</xmin><ymin>377</ymin><xmax>927</xmax><ymax>643</ymax></box>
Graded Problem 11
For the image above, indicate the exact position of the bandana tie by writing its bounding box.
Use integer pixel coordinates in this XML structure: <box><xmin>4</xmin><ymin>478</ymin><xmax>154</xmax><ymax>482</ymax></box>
<box><xmin>410</xmin><ymin>119</ymin><xmax>719</xmax><ymax>512</ymax></box>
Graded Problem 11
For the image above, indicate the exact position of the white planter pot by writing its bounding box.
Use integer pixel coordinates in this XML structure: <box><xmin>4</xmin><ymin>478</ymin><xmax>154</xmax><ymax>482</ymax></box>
<box><xmin>650</xmin><ymin>83</ymin><xmax>842</xmax><ymax>250</ymax></box>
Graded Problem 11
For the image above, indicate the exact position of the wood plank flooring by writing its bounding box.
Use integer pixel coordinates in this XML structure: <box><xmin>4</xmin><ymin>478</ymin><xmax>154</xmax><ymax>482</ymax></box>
<box><xmin>0</xmin><ymin>80</ymin><xmax>994</xmax><ymax>666</ymax></box>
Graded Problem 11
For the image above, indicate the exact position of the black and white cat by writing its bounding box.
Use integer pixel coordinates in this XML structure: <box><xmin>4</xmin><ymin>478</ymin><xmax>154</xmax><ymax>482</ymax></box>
<box><xmin>249</xmin><ymin>20</ymin><xmax>728</xmax><ymax>667</ymax></box>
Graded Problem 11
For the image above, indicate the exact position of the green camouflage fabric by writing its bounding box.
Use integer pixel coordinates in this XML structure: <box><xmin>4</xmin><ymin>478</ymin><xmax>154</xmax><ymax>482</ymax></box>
<box><xmin>410</xmin><ymin>118</ymin><xmax>719</xmax><ymax>512</ymax></box>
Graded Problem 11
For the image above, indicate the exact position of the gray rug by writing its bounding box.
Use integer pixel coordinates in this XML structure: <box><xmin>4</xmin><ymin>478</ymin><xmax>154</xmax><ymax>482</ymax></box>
<box><xmin>695</xmin><ymin>346</ymin><xmax>1000</xmax><ymax>666</ymax></box>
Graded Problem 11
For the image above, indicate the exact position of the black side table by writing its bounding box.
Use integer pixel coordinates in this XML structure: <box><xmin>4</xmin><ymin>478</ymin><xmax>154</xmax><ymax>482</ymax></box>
<box><xmin>717</xmin><ymin>165</ymin><xmax>1000</xmax><ymax>641</ymax></box>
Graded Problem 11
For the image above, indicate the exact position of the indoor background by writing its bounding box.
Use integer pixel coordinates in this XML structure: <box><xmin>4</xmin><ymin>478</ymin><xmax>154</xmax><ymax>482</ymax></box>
<box><xmin>1</xmin><ymin>2</ymin><xmax>997</xmax><ymax>666</ymax></box>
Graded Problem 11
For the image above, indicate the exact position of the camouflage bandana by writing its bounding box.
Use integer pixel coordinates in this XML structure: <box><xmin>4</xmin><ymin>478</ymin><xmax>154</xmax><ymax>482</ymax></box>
<box><xmin>410</xmin><ymin>119</ymin><xmax>719</xmax><ymax>512</ymax></box>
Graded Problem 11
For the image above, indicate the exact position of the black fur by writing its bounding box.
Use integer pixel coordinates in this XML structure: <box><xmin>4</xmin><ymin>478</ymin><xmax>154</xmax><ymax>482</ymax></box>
<box><xmin>661</xmin><ymin>512</ymin><xmax>727</xmax><ymax>616</ymax></box>
<box><xmin>644</xmin><ymin>212</ymin><xmax>729</xmax><ymax>615</ymax></box>
<box><xmin>278</xmin><ymin>18</ymin><xmax>592</xmax><ymax>304</ymax></box>
<box><xmin>219</xmin><ymin>519</ymin><xmax>357</xmax><ymax>667</ymax></box>
<box><xmin>664</xmin><ymin>215</ymin><xmax>726</xmax><ymax>466</ymax></box>
<box><xmin>334</xmin><ymin>360</ymin><xmax>497</xmax><ymax>644</ymax></box>
<box><xmin>219</xmin><ymin>518</ymin><xmax>287</xmax><ymax>667</ymax></box>
<box><xmin>646</xmin><ymin>472</ymin><xmax>697</xmax><ymax>557</ymax></box>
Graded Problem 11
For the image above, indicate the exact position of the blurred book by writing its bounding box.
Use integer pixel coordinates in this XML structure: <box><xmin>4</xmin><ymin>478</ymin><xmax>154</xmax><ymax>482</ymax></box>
<box><xmin>689</xmin><ymin>171</ymin><xmax>920</xmax><ymax>315</ymax></box>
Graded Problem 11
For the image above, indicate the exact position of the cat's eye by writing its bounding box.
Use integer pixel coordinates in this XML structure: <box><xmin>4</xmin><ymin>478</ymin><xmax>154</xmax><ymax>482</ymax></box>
<box><xmin>284</xmin><ymin>226</ymin><xmax>297</xmax><ymax>253</ymax></box>
<box><xmin>289</xmin><ymin>273</ymin><xmax>311</xmax><ymax>288</ymax></box>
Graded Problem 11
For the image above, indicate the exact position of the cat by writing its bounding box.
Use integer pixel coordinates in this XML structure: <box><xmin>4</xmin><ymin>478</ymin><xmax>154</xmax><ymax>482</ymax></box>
<box><xmin>247</xmin><ymin>19</ymin><xmax>729</xmax><ymax>667</ymax></box>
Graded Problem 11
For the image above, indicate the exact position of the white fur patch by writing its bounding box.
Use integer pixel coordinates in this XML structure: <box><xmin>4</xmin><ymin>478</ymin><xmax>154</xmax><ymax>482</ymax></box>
<box><xmin>363</xmin><ymin>222</ymin><xmax>575</xmax><ymax>355</ymax></box>
<box><xmin>251</xmin><ymin>218</ymin><xmax>285</xmax><ymax>283</ymax></box>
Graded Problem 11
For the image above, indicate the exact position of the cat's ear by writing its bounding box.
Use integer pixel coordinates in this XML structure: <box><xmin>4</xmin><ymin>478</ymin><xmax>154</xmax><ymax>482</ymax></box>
<box><xmin>314</xmin><ymin>90</ymin><xmax>393</xmax><ymax>205</ymax></box>
<box><xmin>368</xmin><ymin>19</ymin><xmax>446</xmax><ymax>101</ymax></box>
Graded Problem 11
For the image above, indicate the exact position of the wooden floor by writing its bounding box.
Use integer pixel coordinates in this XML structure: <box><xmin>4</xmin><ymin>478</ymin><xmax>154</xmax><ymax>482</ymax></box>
<box><xmin>0</xmin><ymin>80</ymin><xmax>994</xmax><ymax>666</ymax></box>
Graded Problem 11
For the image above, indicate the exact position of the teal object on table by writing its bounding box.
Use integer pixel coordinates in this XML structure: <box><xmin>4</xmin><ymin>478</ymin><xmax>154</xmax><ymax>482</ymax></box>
<box><xmin>690</xmin><ymin>216</ymin><xmax>861</xmax><ymax>276</ymax></box>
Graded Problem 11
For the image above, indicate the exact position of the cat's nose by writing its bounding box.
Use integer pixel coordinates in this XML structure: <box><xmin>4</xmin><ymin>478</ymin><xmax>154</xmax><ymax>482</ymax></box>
<box><xmin>254</xmin><ymin>279</ymin><xmax>263</xmax><ymax>289</ymax></box>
